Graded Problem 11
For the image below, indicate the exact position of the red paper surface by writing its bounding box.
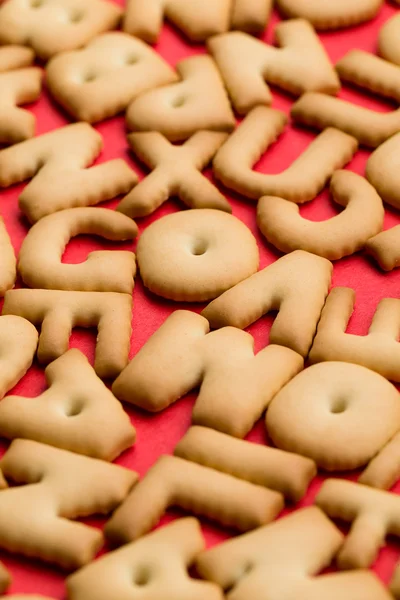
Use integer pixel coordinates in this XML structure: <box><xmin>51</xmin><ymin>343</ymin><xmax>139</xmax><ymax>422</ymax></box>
<box><xmin>1</xmin><ymin>1</ymin><xmax>400</xmax><ymax>596</ymax></box>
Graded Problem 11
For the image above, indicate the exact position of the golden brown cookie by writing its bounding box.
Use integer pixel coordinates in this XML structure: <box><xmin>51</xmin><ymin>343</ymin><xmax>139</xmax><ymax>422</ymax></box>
<box><xmin>365</xmin><ymin>226</ymin><xmax>400</xmax><ymax>271</ymax></box>
<box><xmin>379</xmin><ymin>13</ymin><xmax>400</xmax><ymax>67</ymax></box>
<box><xmin>136</xmin><ymin>209</ymin><xmax>259</xmax><ymax>302</ymax></box>
<box><xmin>366</xmin><ymin>132</ymin><xmax>400</xmax><ymax>210</ymax></box>
<box><xmin>0</xmin><ymin>315</ymin><xmax>38</xmax><ymax>399</ymax></box>
<box><xmin>276</xmin><ymin>0</ymin><xmax>383</xmax><ymax>30</ymax></box>
<box><xmin>0</xmin><ymin>349</ymin><xmax>136</xmax><ymax>460</ymax></box>
<box><xmin>202</xmin><ymin>250</ymin><xmax>332</xmax><ymax>357</ymax></box>
<box><xmin>117</xmin><ymin>131</ymin><xmax>231</xmax><ymax>218</ymax></box>
<box><xmin>0</xmin><ymin>45</ymin><xmax>35</xmax><ymax>72</ymax></box>
<box><xmin>213</xmin><ymin>106</ymin><xmax>358</xmax><ymax>202</ymax></box>
<box><xmin>0</xmin><ymin>68</ymin><xmax>42</xmax><ymax>145</ymax></box>
<box><xmin>0</xmin><ymin>217</ymin><xmax>16</xmax><ymax>296</ymax></box>
<box><xmin>18</xmin><ymin>207</ymin><xmax>138</xmax><ymax>293</ymax></box>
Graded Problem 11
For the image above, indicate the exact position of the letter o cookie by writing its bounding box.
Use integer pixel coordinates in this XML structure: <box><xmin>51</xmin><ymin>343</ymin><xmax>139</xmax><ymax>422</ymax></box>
<box><xmin>137</xmin><ymin>209</ymin><xmax>259</xmax><ymax>301</ymax></box>
<box><xmin>266</xmin><ymin>362</ymin><xmax>400</xmax><ymax>471</ymax></box>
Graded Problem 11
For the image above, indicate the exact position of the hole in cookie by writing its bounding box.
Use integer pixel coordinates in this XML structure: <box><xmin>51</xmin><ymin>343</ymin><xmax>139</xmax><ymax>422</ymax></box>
<box><xmin>30</xmin><ymin>0</ymin><xmax>43</xmax><ymax>7</ymax></box>
<box><xmin>65</xmin><ymin>400</ymin><xmax>84</xmax><ymax>417</ymax></box>
<box><xmin>70</xmin><ymin>9</ymin><xmax>84</xmax><ymax>23</ymax></box>
<box><xmin>133</xmin><ymin>567</ymin><xmax>151</xmax><ymax>586</ymax></box>
<box><xmin>172</xmin><ymin>95</ymin><xmax>186</xmax><ymax>108</ymax></box>
<box><xmin>330</xmin><ymin>397</ymin><xmax>348</xmax><ymax>414</ymax></box>
<box><xmin>191</xmin><ymin>240</ymin><xmax>208</xmax><ymax>256</ymax></box>
<box><xmin>84</xmin><ymin>72</ymin><xmax>97</xmax><ymax>83</ymax></box>
<box><xmin>126</xmin><ymin>54</ymin><xmax>139</xmax><ymax>65</ymax></box>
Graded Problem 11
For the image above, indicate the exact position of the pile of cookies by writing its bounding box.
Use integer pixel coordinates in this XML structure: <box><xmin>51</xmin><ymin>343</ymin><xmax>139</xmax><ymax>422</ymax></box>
<box><xmin>0</xmin><ymin>0</ymin><xmax>399</xmax><ymax>598</ymax></box>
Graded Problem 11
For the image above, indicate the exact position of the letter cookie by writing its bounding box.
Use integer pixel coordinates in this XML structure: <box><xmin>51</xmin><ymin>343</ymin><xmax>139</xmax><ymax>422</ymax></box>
<box><xmin>0</xmin><ymin>0</ymin><xmax>122</xmax><ymax>60</ymax></box>
<box><xmin>46</xmin><ymin>33</ymin><xmax>177</xmax><ymax>123</ymax></box>
<box><xmin>336</xmin><ymin>50</ymin><xmax>400</xmax><ymax>104</ymax></box>
<box><xmin>3</xmin><ymin>289</ymin><xmax>132</xmax><ymax>379</ymax></box>
<box><xmin>136</xmin><ymin>209</ymin><xmax>259</xmax><ymax>302</ymax></box>
<box><xmin>292</xmin><ymin>92</ymin><xmax>400</xmax><ymax>148</ymax></box>
<box><xmin>365</xmin><ymin>226</ymin><xmax>400</xmax><ymax>271</ymax></box>
<box><xmin>196</xmin><ymin>507</ymin><xmax>390</xmax><ymax>600</ymax></box>
<box><xmin>208</xmin><ymin>21</ymin><xmax>339</xmax><ymax>114</ymax></box>
<box><xmin>123</xmin><ymin>0</ymin><xmax>231</xmax><ymax>43</ymax></box>
<box><xmin>0</xmin><ymin>564</ymin><xmax>10</xmax><ymax>594</ymax></box>
<box><xmin>0</xmin><ymin>68</ymin><xmax>42</xmax><ymax>145</ymax></box>
<box><xmin>309</xmin><ymin>287</ymin><xmax>400</xmax><ymax>382</ymax></box>
<box><xmin>175</xmin><ymin>426</ymin><xmax>316</xmax><ymax>501</ymax></box>
<box><xmin>366</xmin><ymin>132</ymin><xmax>400</xmax><ymax>209</ymax></box>
<box><xmin>126</xmin><ymin>56</ymin><xmax>235</xmax><ymax>142</ymax></box>
<box><xmin>0</xmin><ymin>439</ymin><xmax>137</xmax><ymax>569</ymax></box>
<box><xmin>0</xmin><ymin>349</ymin><xmax>136</xmax><ymax>460</ymax></box>
<box><xmin>0</xmin><ymin>315</ymin><xmax>38</xmax><ymax>399</ymax></box>
<box><xmin>266</xmin><ymin>362</ymin><xmax>400</xmax><ymax>471</ymax></box>
<box><xmin>67</xmin><ymin>519</ymin><xmax>223</xmax><ymax>600</ymax></box>
<box><xmin>0</xmin><ymin>123</ymin><xmax>137</xmax><ymax>223</ymax></box>
<box><xmin>379</xmin><ymin>14</ymin><xmax>400</xmax><ymax>67</ymax></box>
<box><xmin>257</xmin><ymin>171</ymin><xmax>384</xmax><ymax>260</ymax></box>
<box><xmin>213</xmin><ymin>107</ymin><xmax>358</xmax><ymax>202</ymax></box>
<box><xmin>105</xmin><ymin>455</ymin><xmax>284</xmax><ymax>545</ymax></box>
<box><xmin>0</xmin><ymin>217</ymin><xmax>16</xmax><ymax>296</ymax></box>
<box><xmin>360</xmin><ymin>432</ymin><xmax>400</xmax><ymax>490</ymax></box>
<box><xmin>276</xmin><ymin>0</ymin><xmax>383</xmax><ymax>30</ymax></box>
<box><xmin>18</xmin><ymin>208</ymin><xmax>138</xmax><ymax>293</ymax></box>
<box><xmin>117</xmin><ymin>131</ymin><xmax>231</xmax><ymax>218</ymax></box>
<box><xmin>230</xmin><ymin>0</ymin><xmax>273</xmax><ymax>35</ymax></box>
<box><xmin>316</xmin><ymin>479</ymin><xmax>400</xmax><ymax>569</ymax></box>
<box><xmin>391</xmin><ymin>565</ymin><xmax>400</xmax><ymax>600</ymax></box>
<box><xmin>202</xmin><ymin>250</ymin><xmax>332</xmax><ymax>357</ymax></box>
<box><xmin>0</xmin><ymin>45</ymin><xmax>34</xmax><ymax>72</ymax></box>
<box><xmin>113</xmin><ymin>310</ymin><xmax>303</xmax><ymax>437</ymax></box>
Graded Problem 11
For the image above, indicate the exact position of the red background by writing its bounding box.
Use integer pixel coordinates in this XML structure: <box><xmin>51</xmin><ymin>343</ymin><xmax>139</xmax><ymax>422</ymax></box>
<box><xmin>1</xmin><ymin>1</ymin><xmax>400</xmax><ymax>596</ymax></box>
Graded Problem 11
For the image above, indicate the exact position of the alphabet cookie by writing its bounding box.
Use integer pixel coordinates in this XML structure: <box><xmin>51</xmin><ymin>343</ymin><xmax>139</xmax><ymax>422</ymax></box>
<box><xmin>202</xmin><ymin>250</ymin><xmax>332</xmax><ymax>357</ymax></box>
<box><xmin>309</xmin><ymin>287</ymin><xmax>400</xmax><ymax>382</ymax></box>
<box><xmin>0</xmin><ymin>68</ymin><xmax>42</xmax><ymax>145</ymax></box>
<box><xmin>0</xmin><ymin>439</ymin><xmax>137</xmax><ymax>569</ymax></box>
<box><xmin>379</xmin><ymin>14</ymin><xmax>400</xmax><ymax>67</ymax></box>
<box><xmin>3</xmin><ymin>289</ymin><xmax>132</xmax><ymax>379</ymax></box>
<box><xmin>276</xmin><ymin>0</ymin><xmax>383</xmax><ymax>30</ymax></box>
<box><xmin>0</xmin><ymin>123</ymin><xmax>137</xmax><ymax>223</ymax></box>
<box><xmin>0</xmin><ymin>564</ymin><xmax>11</xmax><ymax>595</ymax></box>
<box><xmin>0</xmin><ymin>45</ymin><xmax>34</xmax><ymax>72</ymax></box>
<box><xmin>123</xmin><ymin>0</ymin><xmax>231</xmax><ymax>43</ymax></box>
<box><xmin>365</xmin><ymin>226</ymin><xmax>400</xmax><ymax>271</ymax></box>
<box><xmin>126</xmin><ymin>55</ymin><xmax>235</xmax><ymax>142</ymax></box>
<box><xmin>105</xmin><ymin>455</ymin><xmax>284</xmax><ymax>545</ymax></box>
<box><xmin>175</xmin><ymin>426</ymin><xmax>316</xmax><ymax>502</ymax></box>
<box><xmin>0</xmin><ymin>0</ymin><xmax>122</xmax><ymax>60</ymax></box>
<box><xmin>46</xmin><ymin>33</ymin><xmax>177</xmax><ymax>123</ymax></box>
<box><xmin>230</xmin><ymin>0</ymin><xmax>273</xmax><ymax>35</ymax></box>
<box><xmin>316</xmin><ymin>478</ymin><xmax>400</xmax><ymax>569</ymax></box>
<box><xmin>366</xmin><ymin>132</ymin><xmax>400</xmax><ymax>210</ymax></box>
<box><xmin>208</xmin><ymin>20</ymin><xmax>340</xmax><ymax>114</ymax></box>
<box><xmin>117</xmin><ymin>131</ymin><xmax>231</xmax><ymax>218</ymax></box>
<box><xmin>113</xmin><ymin>311</ymin><xmax>303</xmax><ymax>437</ymax></box>
<box><xmin>213</xmin><ymin>106</ymin><xmax>358</xmax><ymax>202</ymax></box>
<box><xmin>136</xmin><ymin>209</ymin><xmax>259</xmax><ymax>302</ymax></box>
<box><xmin>67</xmin><ymin>519</ymin><xmax>223</xmax><ymax>600</ymax></box>
<box><xmin>0</xmin><ymin>315</ymin><xmax>38</xmax><ymax>399</ymax></box>
<box><xmin>360</xmin><ymin>432</ymin><xmax>400</xmax><ymax>490</ymax></box>
<box><xmin>18</xmin><ymin>207</ymin><xmax>138</xmax><ymax>293</ymax></box>
<box><xmin>266</xmin><ymin>362</ymin><xmax>400</xmax><ymax>471</ymax></box>
<box><xmin>257</xmin><ymin>171</ymin><xmax>384</xmax><ymax>260</ymax></box>
<box><xmin>0</xmin><ymin>349</ymin><xmax>136</xmax><ymax>460</ymax></box>
<box><xmin>0</xmin><ymin>217</ymin><xmax>16</xmax><ymax>296</ymax></box>
<box><xmin>291</xmin><ymin>92</ymin><xmax>400</xmax><ymax>148</ymax></box>
<box><xmin>196</xmin><ymin>507</ymin><xmax>390</xmax><ymax>600</ymax></box>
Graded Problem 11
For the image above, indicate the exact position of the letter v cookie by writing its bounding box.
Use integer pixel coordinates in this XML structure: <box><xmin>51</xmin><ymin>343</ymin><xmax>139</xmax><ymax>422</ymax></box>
<box><xmin>126</xmin><ymin>55</ymin><xmax>235</xmax><ymax>142</ymax></box>
<box><xmin>0</xmin><ymin>123</ymin><xmax>137</xmax><ymax>223</ymax></box>
<box><xmin>117</xmin><ymin>131</ymin><xmax>231</xmax><ymax>218</ymax></box>
<box><xmin>0</xmin><ymin>349</ymin><xmax>136</xmax><ymax>461</ymax></box>
<box><xmin>67</xmin><ymin>519</ymin><xmax>223</xmax><ymax>600</ymax></box>
<box><xmin>0</xmin><ymin>315</ymin><xmax>38</xmax><ymax>399</ymax></box>
<box><xmin>123</xmin><ymin>0</ymin><xmax>231</xmax><ymax>43</ymax></box>
<box><xmin>213</xmin><ymin>106</ymin><xmax>358</xmax><ymax>202</ymax></box>
<box><xmin>208</xmin><ymin>20</ymin><xmax>339</xmax><ymax>114</ymax></box>
<box><xmin>0</xmin><ymin>68</ymin><xmax>42</xmax><ymax>145</ymax></box>
<box><xmin>0</xmin><ymin>439</ymin><xmax>137</xmax><ymax>569</ymax></box>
